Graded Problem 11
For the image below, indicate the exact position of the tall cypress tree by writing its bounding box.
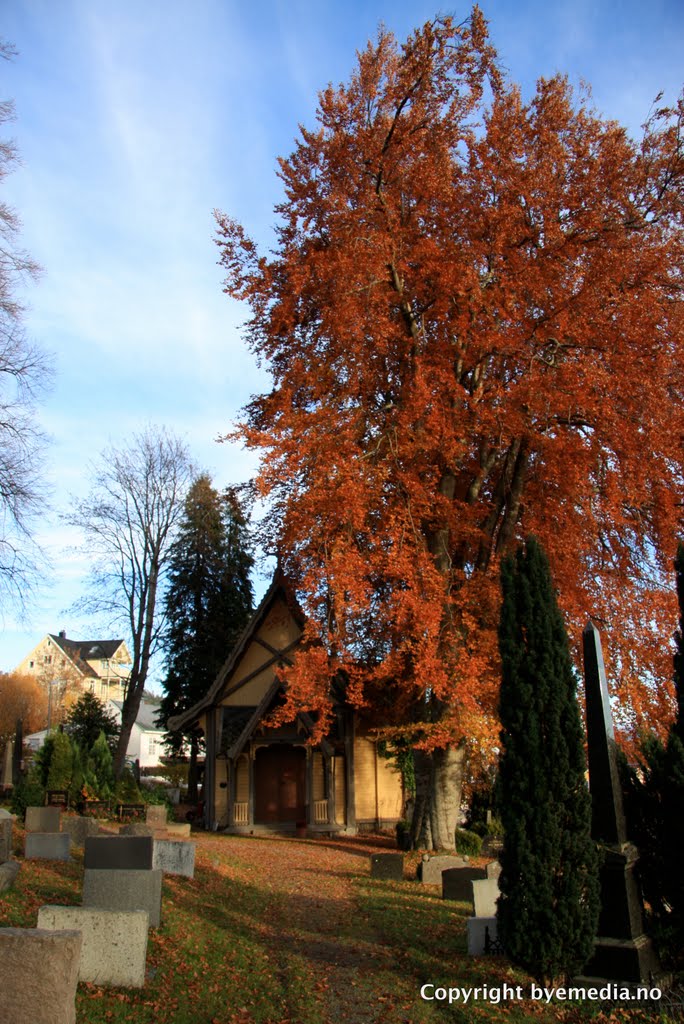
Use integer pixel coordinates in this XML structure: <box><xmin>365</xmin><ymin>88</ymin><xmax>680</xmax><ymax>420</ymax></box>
<box><xmin>497</xmin><ymin>537</ymin><xmax>599</xmax><ymax>984</ymax></box>
<box><xmin>158</xmin><ymin>475</ymin><xmax>254</xmax><ymax>798</ymax></box>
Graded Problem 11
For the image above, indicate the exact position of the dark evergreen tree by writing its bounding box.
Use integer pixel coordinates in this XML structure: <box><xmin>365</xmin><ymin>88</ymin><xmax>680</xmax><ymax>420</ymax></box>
<box><xmin>497</xmin><ymin>537</ymin><xmax>599</xmax><ymax>984</ymax></box>
<box><xmin>158</xmin><ymin>475</ymin><xmax>254</xmax><ymax>798</ymax></box>
<box><xmin>65</xmin><ymin>691</ymin><xmax>120</xmax><ymax>752</ymax></box>
<box><xmin>622</xmin><ymin>543</ymin><xmax>684</xmax><ymax>967</ymax></box>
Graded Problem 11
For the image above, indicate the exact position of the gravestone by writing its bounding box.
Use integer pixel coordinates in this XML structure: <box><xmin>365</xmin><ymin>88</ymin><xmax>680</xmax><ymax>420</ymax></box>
<box><xmin>120</xmin><ymin>822</ymin><xmax>155</xmax><ymax>837</ymax></box>
<box><xmin>581</xmin><ymin>621</ymin><xmax>661</xmax><ymax>983</ymax></box>
<box><xmin>485</xmin><ymin>860</ymin><xmax>501</xmax><ymax>880</ymax></box>
<box><xmin>0</xmin><ymin>928</ymin><xmax>82</xmax><ymax>1024</ymax></box>
<box><xmin>37</xmin><ymin>905</ymin><xmax>149</xmax><ymax>988</ymax></box>
<box><xmin>146</xmin><ymin>804</ymin><xmax>167</xmax><ymax>828</ymax></box>
<box><xmin>0</xmin><ymin>860</ymin><xmax>20</xmax><ymax>892</ymax></box>
<box><xmin>442</xmin><ymin>866</ymin><xmax>486</xmax><ymax>902</ymax></box>
<box><xmin>25</xmin><ymin>832</ymin><xmax>70</xmax><ymax>861</ymax></box>
<box><xmin>466</xmin><ymin>917</ymin><xmax>500</xmax><ymax>956</ymax></box>
<box><xmin>25</xmin><ymin>806</ymin><xmax>61</xmax><ymax>833</ymax></box>
<box><xmin>0</xmin><ymin>817</ymin><xmax>12</xmax><ymax>862</ymax></box>
<box><xmin>418</xmin><ymin>854</ymin><xmax>467</xmax><ymax>885</ymax></box>
<box><xmin>471</xmin><ymin>877</ymin><xmax>500</xmax><ymax>917</ymax></box>
<box><xmin>61</xmin><ymin>815</ymin><xmax>99</xmax><ymax>849</ymax></box>
<box><xmin>369</xmin><ymin>853</ymin><xmax>404</xmax><ymax>881</ymax></box>
<box><xmin>152</xmin><ymin>838</ymin><xmax>195</xmax><ymax>878</ymax></box>
<box><xmin>163</xmin><ymin>822</ymin><xmax>191</xmax><ymax>838</ymax></box>
<box><xmin>83</xmin><ymin>868</ymin><xmax>163</xmax><ymax>928</ymax></box>
<box><xmin>46</xmin><ymin>790</ymin><xmax>69</xmax><ymax>808</ymax></box>
<box><xmin>84</xmin><ymin>834</ymin><xmax>154</xmax><ymax>870</ymax></box>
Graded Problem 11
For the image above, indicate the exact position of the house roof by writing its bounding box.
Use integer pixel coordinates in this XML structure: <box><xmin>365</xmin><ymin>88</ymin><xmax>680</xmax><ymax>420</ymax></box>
<box><xmin>167</xmin><ymin>571</ymin><xmax>305</xmax><ymax>734</ymax></box>
<box><xmin>109</xmin><ymin>699</ymin><xmax>163</xmax><ymax>732</ymax></box>
<box><xmin>46</xmin><ymin>635</ymin><xmax>129</xmax><ymax>679</ymax></box>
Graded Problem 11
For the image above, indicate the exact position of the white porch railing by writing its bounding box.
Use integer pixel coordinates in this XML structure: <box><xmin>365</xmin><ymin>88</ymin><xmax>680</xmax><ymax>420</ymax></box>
<box><xmin>233</xmin><ymin>802</ymin><xmax>248</xmax><ymax>825</ymax></box>
<box><xmin>313</xmin><ymin>799</ymin><xmax>328</xmax><ymax>823</ymax></box>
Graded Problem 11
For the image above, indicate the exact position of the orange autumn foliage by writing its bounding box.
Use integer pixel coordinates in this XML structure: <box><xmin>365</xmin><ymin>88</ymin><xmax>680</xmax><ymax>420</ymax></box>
<box><xmin>0</xmin><ymin>671</ymin><xmax>48</xmax><ymax>747</ymax></box>
<box><xmin>216</xmin><ymin>11</ymin><xmax>684</xmax><ymax>755</ymax></box>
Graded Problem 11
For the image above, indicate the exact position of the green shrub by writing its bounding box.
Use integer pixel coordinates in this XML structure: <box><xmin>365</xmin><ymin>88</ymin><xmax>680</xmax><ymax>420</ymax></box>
<box><xmin>68</xmin><ymin>741</ymin><xmax>86</xmax><ymax>806</ymax></box>
<box><xmin>46</xmin><ymin>731</ymin><xmax>72</xmax><ymax>791</ymax></box>
<box><xmin>115</xmin><ymin>767</ymin><xmax>144</xmax><ymax>804</ymax></box>
<box><xmin>454</xmin><ymin>828</ymin><xmax>482</xmax><ymax>857</ymax></box>
<box><xmin>10</xmin><ymin>774</ymin><xmax>45</xmax><ymax>818</ymax></box>
<box><xmin>87</xmin><ymin>730</ymin><xmax>115</xmax><ymax>799</ymax></box>
<box><xmin>142</xmin><ymin>785</ymin><xmax>176</xmax><ymax>820</ymax></box>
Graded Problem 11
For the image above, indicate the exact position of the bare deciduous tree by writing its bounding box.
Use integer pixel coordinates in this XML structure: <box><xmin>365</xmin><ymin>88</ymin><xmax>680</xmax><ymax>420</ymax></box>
<box><xmin>0</xmin><ymin>40</ymin><xmax>51</xmax><ymax>609</ymax></box>
<box><xmin>67</xmin><ymin>426</ymin><xmax>195</xmax><ymax>776</ymax></box>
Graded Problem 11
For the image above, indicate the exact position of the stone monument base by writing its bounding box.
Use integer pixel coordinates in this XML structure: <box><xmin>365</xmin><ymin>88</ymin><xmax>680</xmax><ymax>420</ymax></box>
<box><xmin>582</xmin><ymin>934</ymin><xmax>663</xmax><ymax>986</ymax></box>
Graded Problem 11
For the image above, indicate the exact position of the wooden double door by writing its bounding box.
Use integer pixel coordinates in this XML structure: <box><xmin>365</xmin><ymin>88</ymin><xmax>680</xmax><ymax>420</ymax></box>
<box><xmin>254</xmin><ymin>744</ymin><xmax>306</xmax><ymax>824</ymax></box>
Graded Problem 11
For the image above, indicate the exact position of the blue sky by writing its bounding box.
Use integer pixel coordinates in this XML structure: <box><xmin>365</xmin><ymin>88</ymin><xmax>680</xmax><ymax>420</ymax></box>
<box><xmin>1</xmin><ymin>0</ymin><xmax>682</xmax><ymax>683</ymax></box>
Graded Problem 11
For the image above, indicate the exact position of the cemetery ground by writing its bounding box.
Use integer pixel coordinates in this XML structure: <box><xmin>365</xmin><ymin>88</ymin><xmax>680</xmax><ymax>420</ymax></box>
<box><xmin>0</xmin><ymin>822</ymin><xmax>679</xmax><ymax>1024</ymax></box>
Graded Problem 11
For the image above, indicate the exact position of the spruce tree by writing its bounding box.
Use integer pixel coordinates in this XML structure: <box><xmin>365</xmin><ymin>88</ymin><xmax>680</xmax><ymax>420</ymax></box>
<box><xmin>65</xmin><ymin>691</ymin><xmax>120</xmax><ymax>752</ymax></box>
<box><xmin>158</xmin><ymin>475</ymin><xmax>254</xmax><ymax>797</ymax></box>
<box><xmin>497</xmin><ymin>537</ymin><xmax>599</xmax><ymax>984</ymax></box>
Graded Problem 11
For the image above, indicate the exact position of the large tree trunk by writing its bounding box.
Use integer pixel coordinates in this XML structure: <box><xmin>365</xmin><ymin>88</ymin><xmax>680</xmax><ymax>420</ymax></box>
<box><xmin>410</xmin><ymin>742</ymin><xmax>466</xmax><ymax>850</ymax></box>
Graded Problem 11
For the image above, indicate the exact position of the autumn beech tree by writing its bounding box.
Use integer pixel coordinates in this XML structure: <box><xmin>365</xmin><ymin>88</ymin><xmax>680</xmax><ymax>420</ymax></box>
<box><xmin>216</xmin><ymin>11</ymin><xmax>684</xmax><ymax>849</ymax></box>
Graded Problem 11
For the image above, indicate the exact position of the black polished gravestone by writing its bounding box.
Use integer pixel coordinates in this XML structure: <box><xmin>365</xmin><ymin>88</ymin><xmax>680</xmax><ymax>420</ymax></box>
<box><xmin>581</xmin><ymin>621</ymin><xmax>661</xmax><ymax>984</ymax></box>
<box><xmin>370</xmin><ymin>853</ymin><xmax>404</xmax><ymax>881</ymax></box>
<box><xmin>84</xmin><ymin>835</ymin><xmax>154</xmax><ymax>871</ymax></box>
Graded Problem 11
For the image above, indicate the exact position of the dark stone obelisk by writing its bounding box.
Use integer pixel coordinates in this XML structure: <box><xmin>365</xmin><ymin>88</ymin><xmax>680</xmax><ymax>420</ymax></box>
<box><xmin>11</xmin><ymin>718</ymin><xmax>22</xmax><ymax>786</ymax></box>
<box><xmin>582</xmin><ymin>621</ymin><xmax>661</xmax><ymax>983</ymax></box>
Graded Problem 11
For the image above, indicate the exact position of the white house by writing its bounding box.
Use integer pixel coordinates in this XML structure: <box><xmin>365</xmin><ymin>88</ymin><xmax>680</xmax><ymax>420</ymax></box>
<box><xmin>108</xmin><ymin>699</ymin><xmax>169</xmax><ymax>770</ymax></box>
<box><xmin>25</xmin><ymin>699</ymin><xmax>170</xmax><ymax>770</ymax></box>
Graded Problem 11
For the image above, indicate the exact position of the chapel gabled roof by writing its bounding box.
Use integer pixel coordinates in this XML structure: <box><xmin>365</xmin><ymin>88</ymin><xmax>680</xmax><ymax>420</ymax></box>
<box><xmin>166</xmin><ymin>571</ymin><xmax>305</xmax><ymax>734</ymax></box>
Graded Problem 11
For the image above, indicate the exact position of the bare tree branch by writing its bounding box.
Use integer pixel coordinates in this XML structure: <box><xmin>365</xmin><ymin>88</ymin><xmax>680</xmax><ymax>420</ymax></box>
<box><xmin>0</xmin><ymin>38</ymin><xmax>51</xmax><ymax>612</ymax></box>
<box><xmin>66</xmin><ymin>425</ymin><xmax>196</xmax><ymax>775</ymax></box>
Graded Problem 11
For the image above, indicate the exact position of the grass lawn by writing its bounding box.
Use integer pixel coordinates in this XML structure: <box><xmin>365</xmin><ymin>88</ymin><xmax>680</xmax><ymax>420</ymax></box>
<box><xmin>0</xmin><ymin>822</ymin><xmax>679</xmax><ymax>1024</ymax></box>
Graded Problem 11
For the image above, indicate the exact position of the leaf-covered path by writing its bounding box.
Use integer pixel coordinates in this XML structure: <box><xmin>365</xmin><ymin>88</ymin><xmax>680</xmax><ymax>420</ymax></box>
<box><xmin>153</xmin><ymin>829</ymin><xmax>514</xmax><ymax>1024</ymax></box>
<box><xmin>195</xmin><ymin>833</ymin><xmax>413</xmax><ymax>1024</ymax></box>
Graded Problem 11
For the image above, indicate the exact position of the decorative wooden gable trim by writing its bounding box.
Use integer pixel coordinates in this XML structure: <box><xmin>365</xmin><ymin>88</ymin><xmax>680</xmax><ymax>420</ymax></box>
<box><xmin>167</xmin><ymin>573</ymin><xmax>304</xmax><ymax>734</ymax></box>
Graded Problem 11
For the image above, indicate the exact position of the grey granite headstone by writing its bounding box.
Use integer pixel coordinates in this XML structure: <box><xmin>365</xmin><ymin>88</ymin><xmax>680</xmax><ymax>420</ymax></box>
<box><xmin>0</xmin><ymin>818</ymin><xmax>12</xmax><ymax>863</ymax></box>
<box><xmin>37</xmin><ymin>905</ymin><xmax>149</xmax><ymax>989</ymax></box>
<box><xmin>418</xmin><ymin>854</ymin><xmax>467</xmax><ymax>885</ymax></box>
<box><xmin>84</xmin><ymin>835</ymin><xmax>154</xmax><ymax>870</ymax></box>
<box><xmin>0</xmin><ymin>927</ymin><xmax>82</xmax><ymax>1024</ymax></box>
<box><xmin>442</xmin><ymin>866</ymin><xmax>486</xmax><ymax>902</ymax></box>
<box><xmin>152</xmin><ymin>839</ymin><xmax>195</xmax><ymax>878</ymax></box>
<box><xmin>61</xmin><ymin>816</ymin><xmax>99</xmax><ymax>849</ymax></box>
<box><xmin>25</xmin><ymin>807</ymin><xmax>61</xmax><ymax>833</ymax></box>
<box><xmin>120</xmin><ymin>823</ymin><xmax>155</xmax><ymax>837</ymax></box>
<box><xmin>25</xmin><ymin>833</ymin><xmax>71</xmax><ymax>861</ymax></box>
<box><xmin>83</xmin><ymin>868</ymin><xmax>163</xmax><ymax>927</ymax></box>
<box><xmin>370</xmin><ymin>853</ymin><xmax>404</xmax><ymax>881</ymax></box>
<box><xmin>0</xmin><ymin>860</ymin><xmax>20</xmax><ymax>892</ymax></box>
<box><xmin>582</xmin><ymin>621</ymin><xmax>661</xmax><ymax>983</ymax></box>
